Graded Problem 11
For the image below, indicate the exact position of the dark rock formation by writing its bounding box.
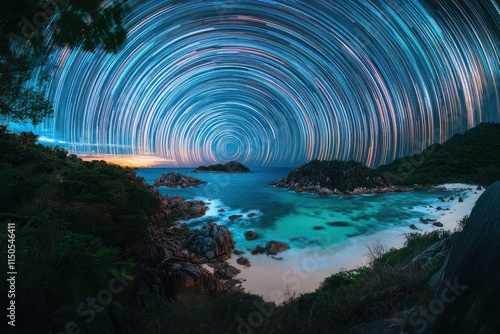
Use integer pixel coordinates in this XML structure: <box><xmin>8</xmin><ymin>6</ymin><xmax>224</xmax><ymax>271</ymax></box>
<box><xmin>186</xmin><ymin>223</ymin><xmax>235</xmax><ymax>263</ymax></box>
<box><xmin>408</xmin><ymin>233</ymin><xmax>460</xmax><ymax>273</ymax></box>
<box><xmin>194</xmin><ymin>161</ymin><xmax>251</xmax><ymax>173</ymax></box>
<box><xmin>154</xmin><ymin>172</ymin><xmax>206</xmax><ymax>188</ymax></box>
<box><xmin>313</xmin><ymin>226</ymin><xmax>325</xmax><ymax>230</ymax></box>
<box><xmin>272</xmin><ymin>160</ymin><xmax>397</xmax><ymax>195</ymax></box>
<box><xmin>236</xmin><ymin>257</ymin><xmax>251</xmax><ymax>267</ymax></box>
<box><xmin>244</xmin><ymin>230</ymin><xmax>258</xmax><ymax>240</ymax></box>
<box><xmin>251</xmin><ymin>245</ymin><xmax>266</xmax><ymax>255</ymax></box>
<box><xmin>432</xmin><ymin>181</ymin><xmax>500</xmax><ymax>333</ymax></box>
<box><xmin>213</xmin><ymin>262</ymin><xmax>242</xmax><ymax>280</ymax></box>
<box><xmin>158</xmin><ymin>195</ymin><xmax>207</xmax><ymax>221</ymax></box>
<box><xmin>432</xmin><ymin>221</ymin><xmax>443</xmax><ymax>227</ymax></box>
<box><xmin>266</xmin><ymin>241</ymin><xmax>290</xmax><ymax>255</ymax></box>
<box><xmin>247</xmin><ymin>212</ymin><xmax>257</xmax><ymax>217</ymax></box>
<box><xmin>229</xmin><ymin>214</ymin><xmax>243</xmax><ymax>221</ymax></box>
<box><xmin>138</xmin><ymin>241</ymin><xmax>216</xmax><ymax>299</ymax></box>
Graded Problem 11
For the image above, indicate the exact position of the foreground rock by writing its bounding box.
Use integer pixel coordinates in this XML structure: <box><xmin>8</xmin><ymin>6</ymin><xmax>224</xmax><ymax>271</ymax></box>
<box><xmin>186</xmin><ymin>223</ymin><xmax>235</xmax><ymax>263</ymax></box>
<box><xmin>272</xmin><ymin>160</ymin><xmax>398</xmax><ymax>195</ymax></box>
<box><xmin>154</xmin><ymin>171</ymin><xmax>206</xmax><ymax>188</ymax></box>
<box><xmin>161</xmin><ymin>195</ymin><xmax>207</xmax><ymax>221</ymax></box>
<box><xmin>432</xmin><ymin>181</ymin><xmax>500</xmax><ymax>333</ymax></box>
<box><xmin>195</xmin><ymin>161</ymin><xmax>251</xmax><ymax>173</ymax></box>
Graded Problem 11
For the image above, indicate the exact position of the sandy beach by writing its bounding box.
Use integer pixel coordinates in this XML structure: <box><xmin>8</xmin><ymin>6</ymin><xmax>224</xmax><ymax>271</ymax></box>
<box><xmin>228</xmin><ymin>183</ymin><xmax>485</xmax><ymax>304</ymax></box>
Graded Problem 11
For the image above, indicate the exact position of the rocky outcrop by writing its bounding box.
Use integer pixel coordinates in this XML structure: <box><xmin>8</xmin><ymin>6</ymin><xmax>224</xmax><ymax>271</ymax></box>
<box><xmin>154</xmin><ymin>172</ymin><xmax>206</xmax><ymax>188</ymax></box>
<box><xmin>194</xmin><ymin>161</ymin><xmax>251</xmax><ymax>173</ymax></box>
<box><xmin>185</xmin><ymin>223</ymin><xmax>235</xmax><ymax>263</ymax></box>
<box><xmin>158</xmin><ymin>195</ymin><xmax>207</xmax><ymax>222</ymax></box>
<box><xmin>407</xmin><ymin>232</ymin><xmax>460</xmax><ymax>273</ymax></box>
<box><xmin>272</xmin><ymin>160</ymin><xmax>398</xmax><ymax>195</ymax></box>
<box><xmin>138</xmin><ymin>241</ymin><xmax>216</xmax><ymax>300</ymax></box>
<box><xmin>432</xmin><ymin>181</ymin><xmax>500</xmax><ymax>333</ymax></box>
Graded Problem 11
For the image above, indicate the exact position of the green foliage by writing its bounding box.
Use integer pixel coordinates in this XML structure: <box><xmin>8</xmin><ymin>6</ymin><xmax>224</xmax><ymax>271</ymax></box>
<box><xmin>280</xmin><ymin>159</ymin><xmax>390</xmax><ymax>192</ymax></box>
<box><xmin>377</xmin><ymin>123</ymin><xmax>500</xmax><ymax>186</ymax></box>
<box><xmin>145</xmin><ymin>291</ymin><xmax>273</xmax><ymax>333</ymax></box>
<box><xmin>0</xmin><ymin>0</ymin><xmax>128</xmax><ymax>124</ymax></box>
<box><xmin>0</xmin><ymin>130</ymin><xmax>160</xmax><ymax>326</ymax></box>
<box><xmin>264</xmin><ymin>230</ymin><xmax>452</xmax><ymax>333</ymax></box>
<box><xmin>195</xmin><ymin>161</ymin><xmax>251</xmax><ymax>172</ymax></box>
<box><xmin>374</xmin><ymin>230</ymin><xmax>450</xmax><ymax>268</ymax></box>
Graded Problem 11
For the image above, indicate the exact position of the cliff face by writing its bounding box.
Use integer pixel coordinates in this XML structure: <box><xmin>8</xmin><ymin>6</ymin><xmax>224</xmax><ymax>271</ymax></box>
<box><xmin>272</xmin><ymin>160</ymin><xmax>396</xmax><ymax>195</ymax></box>
<box><xmin>432</xmin><ymin>181</ymin><xmax>500</xmax><ymax>333</ymax></box>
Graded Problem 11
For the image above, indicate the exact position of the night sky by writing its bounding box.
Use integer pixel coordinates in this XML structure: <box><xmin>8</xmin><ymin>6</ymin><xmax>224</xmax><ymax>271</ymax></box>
<box><xmin>18</xmin><ymin>0</ymin><xmax>500</xmax><ymax>167</ymax></box>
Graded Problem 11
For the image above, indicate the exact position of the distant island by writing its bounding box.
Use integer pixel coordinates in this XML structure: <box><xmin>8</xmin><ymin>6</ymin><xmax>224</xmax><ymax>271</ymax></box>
<box><xmin>154</xmin><ymin>171</ymin><xmax>207</xmax><ymax>188</ymax></box>
<box><xmin>194</xmin><ymin>161</ymin><xmax>251</xmax><ymax>173</ymax></box>
<box><xmin>272</xmin><ymin>160</ymin><xmax>397</xmax><ymax>195</ymax></box>
<box><xmin>274</xmin><ymin>122</ymin><xmax>500</xmax><ymax>195</ymax></box>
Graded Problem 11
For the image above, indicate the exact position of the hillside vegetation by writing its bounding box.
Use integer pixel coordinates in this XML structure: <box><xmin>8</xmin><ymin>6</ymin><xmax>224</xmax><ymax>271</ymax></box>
<box><xmin>195</xmin><ymin>161</ymin><xmax>251</xmax><ymax>173</ymax></box>
<box><xmin>0</xmin><ymin>129</ymin><xmax>161</xmax><ymax>327</ymax></box>
<box><xmin>377</xmin><ymin>122</ymin><xmax>500</xmax><ymax>186</ymax></box>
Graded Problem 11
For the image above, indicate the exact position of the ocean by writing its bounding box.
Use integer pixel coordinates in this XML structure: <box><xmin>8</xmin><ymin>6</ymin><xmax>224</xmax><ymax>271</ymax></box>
<box><xmin>137</xmin><ymin>167</ymin><xmax>457</xmax><ymax>253</ymax></box>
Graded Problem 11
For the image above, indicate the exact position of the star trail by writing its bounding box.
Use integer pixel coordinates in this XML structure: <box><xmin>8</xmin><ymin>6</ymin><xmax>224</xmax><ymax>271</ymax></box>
<box><xmin>18</xmin><ymin>0</ymin><xmax>500</xmax><ymax>167</ymax></box>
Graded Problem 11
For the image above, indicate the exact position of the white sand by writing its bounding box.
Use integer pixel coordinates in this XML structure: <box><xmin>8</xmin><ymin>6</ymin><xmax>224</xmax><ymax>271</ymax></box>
<box><xmin>226</xmin><ymin>184</ymin><xmax>484</xmax><ymax>304</ymax></box>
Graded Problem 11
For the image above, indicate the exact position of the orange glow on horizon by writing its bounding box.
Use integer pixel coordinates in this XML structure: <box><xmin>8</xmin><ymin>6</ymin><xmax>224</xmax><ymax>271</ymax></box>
<box><xmin>79</xmin><ymin>154</ymin><xmax>174</xmax><ymax>168</ymax></box>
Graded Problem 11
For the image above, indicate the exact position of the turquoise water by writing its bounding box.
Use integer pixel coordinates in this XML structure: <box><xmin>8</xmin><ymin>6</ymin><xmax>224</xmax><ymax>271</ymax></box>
<box><xmin>137</xmin><ymin>168</ymin><xmax>454</xmax><ymax>252</ymax></box>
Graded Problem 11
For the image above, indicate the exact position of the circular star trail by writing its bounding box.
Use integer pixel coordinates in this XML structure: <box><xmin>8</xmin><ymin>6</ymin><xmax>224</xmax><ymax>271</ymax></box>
<box><xmin>25</xmin><ymin>0</ymin><xmax>500</xmax><ymax>167</ymax></box>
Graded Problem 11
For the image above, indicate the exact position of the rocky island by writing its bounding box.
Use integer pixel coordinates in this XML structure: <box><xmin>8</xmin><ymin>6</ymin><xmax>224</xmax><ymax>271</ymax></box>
<box><xmin>272</xmin><ymin>160</ymin><xmax>398</xmax><ymax>195</ymax></box>
<box><xmin>194</xmin><ymin>161</ymin><xmax>251</xmax><ymax>173</ymax></box>
<box><xmin>154</xmin><ymin>171</ymin><xmax>207</xmax><ymax>188</ymax></box>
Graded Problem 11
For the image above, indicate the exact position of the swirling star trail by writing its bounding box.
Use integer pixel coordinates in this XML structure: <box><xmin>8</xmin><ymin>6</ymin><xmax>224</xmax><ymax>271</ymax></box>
<box><xmin>14</xmin><ymin>0</ymin><xmax>500</xmax><ymax>167</ymax></box>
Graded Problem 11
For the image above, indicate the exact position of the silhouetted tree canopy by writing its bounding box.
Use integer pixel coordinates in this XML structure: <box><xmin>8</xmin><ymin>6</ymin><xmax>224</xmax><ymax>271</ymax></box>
<box><xmin>0</xmin><ymin>0</ymin><xmax>128</xmax><ymax>125</ymax></box>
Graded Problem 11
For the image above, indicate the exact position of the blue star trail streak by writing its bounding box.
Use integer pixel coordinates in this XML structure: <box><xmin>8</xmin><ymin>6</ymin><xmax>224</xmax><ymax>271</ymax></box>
<box><xmin>17</xmin><ymin>0</ymin><xmax>500</xmax><ymax>167</ymax></box>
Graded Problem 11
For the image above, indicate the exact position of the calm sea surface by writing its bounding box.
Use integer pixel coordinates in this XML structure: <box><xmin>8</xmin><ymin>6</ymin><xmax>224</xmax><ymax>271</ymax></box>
<box><xmin>137</xmin><ymin>168</ymin><xmax>455</xmax><ymax>251</ymax></box>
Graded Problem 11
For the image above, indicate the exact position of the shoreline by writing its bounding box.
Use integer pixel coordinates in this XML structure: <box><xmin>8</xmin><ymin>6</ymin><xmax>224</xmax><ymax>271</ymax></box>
<box><xmin>227</xmin><ymin>183</ymin><xmax>484</xmax><ymax>304</ymax></box>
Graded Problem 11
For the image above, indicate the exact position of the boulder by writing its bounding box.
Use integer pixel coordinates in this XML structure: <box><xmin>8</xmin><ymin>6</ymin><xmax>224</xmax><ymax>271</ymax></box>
<box><xmin>186</xmin><ymin>224</ymin><xmax>235</xmax><ymax>262</ymax></box>
<box><xmin>229</xmin><ymin>214</ymin><xmax>243</xmax><ymax>221</ymax></box>
<box><xmin>266</xmin><ymin>241</ymin><xmax>290</xmax><ymax>255</ymax></box>
<box><xmin>247</xmin><ymin>212</ymin><xmax>257</xmax><ymax>218</ymax></box>
<box><xmin>432</xmin><ymin>222</ymin><xmax>444</xmax><ymax>227</ymax></box>
<box><xmin>236</xmin><ymin>257</ymin><xmax>251</xmax><ymax>267</ymax></box>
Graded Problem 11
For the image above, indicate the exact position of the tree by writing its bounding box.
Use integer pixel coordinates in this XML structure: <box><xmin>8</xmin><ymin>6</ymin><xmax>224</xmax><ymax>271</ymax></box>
<box><xmin>18</xmin><ymin>131</ymin><xmax>38</xmax><ymax>149</ymax></box>
<box><xmin>0</xmin><ymin>0</ymin><xmax>128</xmax><ymax>125</ymax></box>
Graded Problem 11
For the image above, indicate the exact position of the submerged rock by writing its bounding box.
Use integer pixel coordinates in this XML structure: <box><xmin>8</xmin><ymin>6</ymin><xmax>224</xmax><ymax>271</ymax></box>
<box><xmin>244</xmin><ymin>230</ymin><xmax>258</xmax><ymax>240</ymax></box>
<box><xmin>266</xmin><ymin>241</ymin><xmax>290</xmax><ymax>255</ymax></box>
<box><xmin>327</xmin><ymin>221</ymin><xmax>351</xmax><ymax>227</ymax></box>
<box><xmin>186</xmin><ymin>223</ymin><xmax>235</xmax><ymax>263</ymax></box>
